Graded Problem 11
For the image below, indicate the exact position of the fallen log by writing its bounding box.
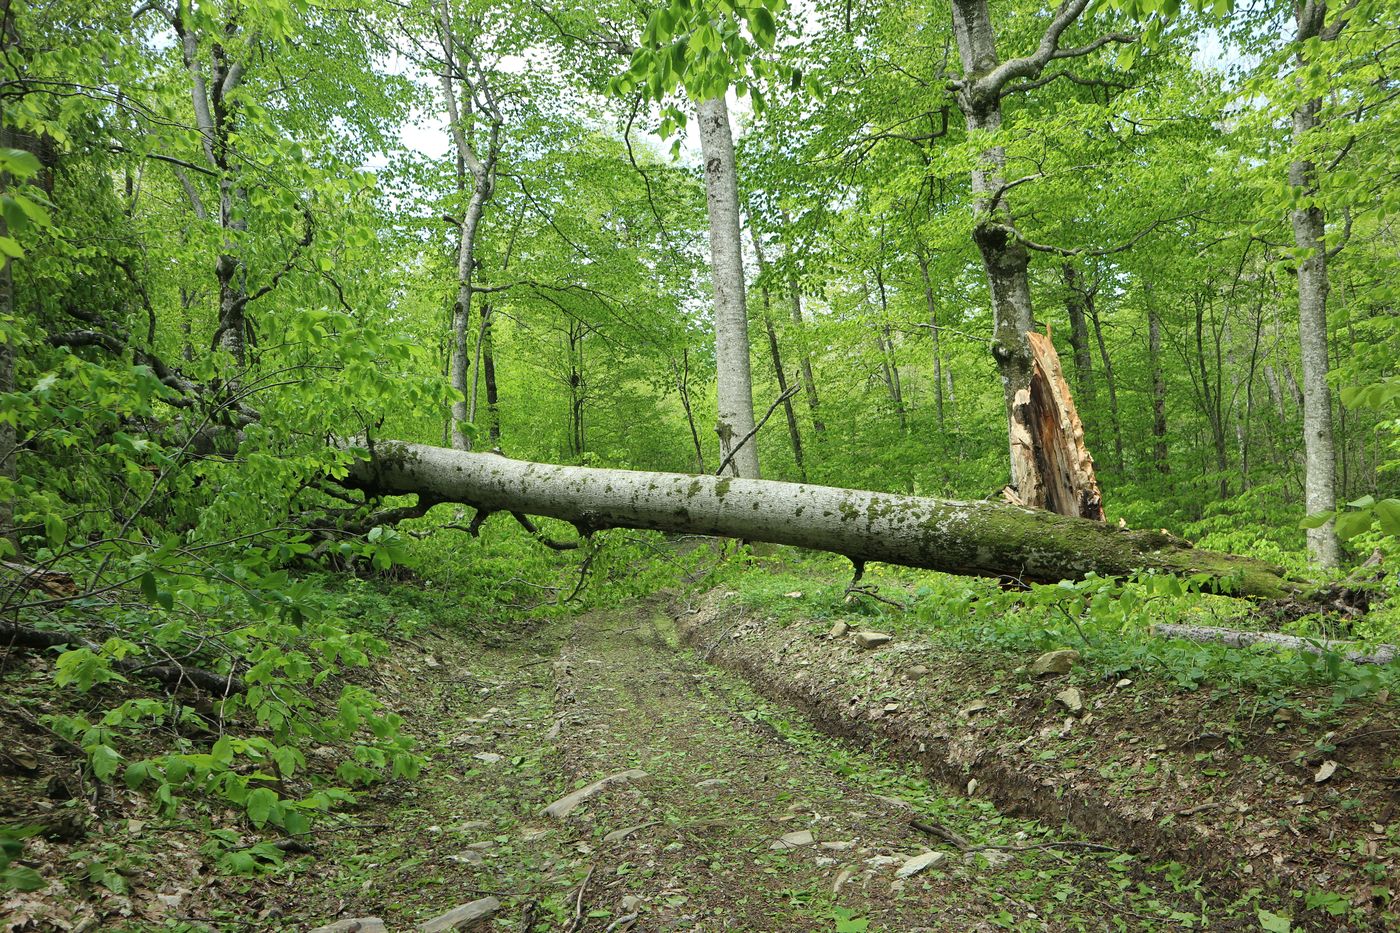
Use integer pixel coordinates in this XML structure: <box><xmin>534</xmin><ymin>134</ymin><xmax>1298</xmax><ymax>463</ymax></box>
<box><xmin>347</xmin><ymin>442</ymin><xmax>1303</xmax><ymax>599</ymax></box>
<box><xmin>0</xmin><ymin>620</ymin><xmax>245</xmax><ymax>696</ymax></box>
<box><xmin>1151</xmin><ymin>623</ymin><xmax>1397</xmax><ymax>665</ymax></box>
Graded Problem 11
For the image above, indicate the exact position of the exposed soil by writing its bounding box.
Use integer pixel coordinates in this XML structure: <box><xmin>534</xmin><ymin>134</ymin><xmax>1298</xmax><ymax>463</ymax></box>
<box><xmin>675</xmin><ymin>589</ymin><xmax>1400</xmax><ymax>932</ymax></box>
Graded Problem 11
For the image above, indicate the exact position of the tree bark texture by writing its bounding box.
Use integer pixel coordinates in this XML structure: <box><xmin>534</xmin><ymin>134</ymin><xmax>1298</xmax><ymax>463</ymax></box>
<box><xmin>348</xmin><ymin>442</ymin><xmax>1297</xmax><ymax>598</ymax></box>
<box><xmin>1291</xmin><ymin>0</ymin><xmax>1340</xmax><ymax>567</ymax></box>
<box><xmin>695</xmin><ymin>96</ymin><xmax>759</xmax><ymax>478</ymax></box>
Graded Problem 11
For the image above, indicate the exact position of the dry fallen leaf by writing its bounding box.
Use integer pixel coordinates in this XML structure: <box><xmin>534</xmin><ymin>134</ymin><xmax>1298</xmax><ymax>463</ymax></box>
<box><xmin>1313</xmin><ymin>760</ymin><xmax>1338</xmax><ymax>783</ymax></box>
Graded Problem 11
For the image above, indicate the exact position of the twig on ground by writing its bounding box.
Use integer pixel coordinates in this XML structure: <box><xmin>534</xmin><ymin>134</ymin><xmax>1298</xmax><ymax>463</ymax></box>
<box><xmin>563</xmin><ymin>865</ymin><xmax>595</xmax><ymax>933</ymax></box>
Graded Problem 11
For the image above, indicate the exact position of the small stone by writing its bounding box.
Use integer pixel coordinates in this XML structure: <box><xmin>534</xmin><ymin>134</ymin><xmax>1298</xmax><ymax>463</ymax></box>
<box><xmin>959</xmin><ymin>700</ymin><xmax>988</xmax><ymax>717</ymax></box>
<box><xmin>1115</xmin><ymin>678</ymin><xmax>1133</xmax><ymax>688</ymax></box>
<box><xmin>829</xmin><ymin>621</ymin><xmax>849</xmax><ymax>638</ymax></box>
<box><xmin>833</xmin><ymin>867</ymin><xmax>856</xmax><ymax>893</ymax></box>
<box><xmin>966</xmin><ymin>778</ymin><xmax>979</xmax><ymax>796</ymax></box>
<box><xmin>785</xmin><ymin>591</ymin><xmax>804</xmax><ymax>599</ymax></box>
<box><xmin>1056</xmin><ymin>687</ymin><xmax>1083</xmax><ymax>715</ymax></box>
<box><xmin>1030</xmin><ymin>649</ymin><xmax>1080</xmax><ymax>677</ymax></box>
<box><xmin>310</xmin><ymin>919</ymin><xmax>389</xmax><ymax>933</ymax></box>
<box><xmin>473</xmin><ymin>752</ymin><xmax>504</xmax><ymax>764</ymax></box>
<box><xmin>425</xmin><ymin>655</ymin><xmax>440</xmax><ymax>669</ymax></box>
<box><xmin>883</xmin><ymin>703</ymin><xmax>900</xmax><ymax>713</ymax></box>
<box><xmin>854</xmin><ymin>631</ymin><xmax>893</xmax><ymax>649</ymax></box>
<box><xmin>865</xmin><ymin>854</ymin><xmax>904</xmax><ymax>869</ymax></box>
<box><xmin>896</xmin><ymin>851</ymin><xmax>947</xmax><ymax>878</ymax></box>
<box><xmin>695</xmin><ymin>778</ymin><xmax>728</xmax><ymax>788</ymax></box>
<box><xmin>448</xmin><ymin>851</ymin><xmax>484</xmax><ymax>866</ymax></box>
<box><xmin>603</xmin><ymin>822</ymin><xmax>655</xmax><ymax>844</ymax></box>
<box><xmin>770</xmin><ymin>830</ymin><xmax>815</xmax><ymax>849</ymax></box>
<box><xmin>419</xmin><ymin>897</ymin><xmax>501</xmax><ymax>932</ymax></box>
<box><xmin>905</xmin><ymin>665</ymin><xmax>931</xmax><ymax>679</ymax></box>
<box><xmin>621</xmin><ymin>896</ymin><xmax>642</xmax><ymax>912</ymax></box>
<box><xmin>820</xmin><ymin>840</ymin><xmax>856</xmax><ymax>851</ymax></box>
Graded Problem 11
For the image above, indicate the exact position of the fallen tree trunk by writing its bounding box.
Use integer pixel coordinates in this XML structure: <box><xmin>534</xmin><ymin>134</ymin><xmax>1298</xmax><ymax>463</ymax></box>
<box><xmin>1151</xmin><ymin>623</ymin><xmax>1397</xmax><ymax>665</ymax></box>
<box><xmin>348</xmin><ymin>442</ymin><xmax>1303</xmax><ymax>599</ymax></box>
<box><xmin>0</xmin><ymin>620</ymin><xmax>245</xmax><ymax>696</ymax></box>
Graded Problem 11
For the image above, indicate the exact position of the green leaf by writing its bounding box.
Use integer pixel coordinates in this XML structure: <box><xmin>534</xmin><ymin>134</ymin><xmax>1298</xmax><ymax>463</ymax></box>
<box><xmin>1334</xmin><ymin>509</ymin><xmax>1372</xmax><ymax>541</ymax></box>
<box><xmin>140</xmin><ymin>572</ymin><xmax>159</xmax><ymax>604</ymax></box>
<box><xmin>1298</xmin><ymin>511</ymin><xmax>1333</xmax><ymax>530</ymax></box>
<box><xmin>43</xmin><ymin>513</ymin><xmax>66</xmax><ymax>547</ymax></box>
<box><xmin>1373</xmin><ymin>499</ymin><xmax>1400</xmax><ymax>536</ymax></box>
<box><xmin>1256</xmin><ymin>908</ymin><xmax>1292</xmax><ymax>933</ymax></box>
<box><xmin>2</xmin><ymin>865</ymin><xmax>45</xmax><ymax>892</ymax></box>
<box><xmin>90</xmin><ymin>744</ymin><xmax>121</xmax><ymax>781</ymax></box>
<box><xmin>246</xmin><ymin>787</ymin><xmax>278</xmax><ymax>828</ymax></box>
<box><xmin>0</xmin><ymin>148</ymin><xmax>41</xmax><ymax>177</ymax></box>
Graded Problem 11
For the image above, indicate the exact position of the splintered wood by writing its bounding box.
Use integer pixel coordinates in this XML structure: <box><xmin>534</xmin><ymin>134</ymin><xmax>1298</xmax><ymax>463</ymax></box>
<box><xmin>1006</xmin><ymin>330</ymin><xmax>1105</xmax><ymax>521</ymax></box>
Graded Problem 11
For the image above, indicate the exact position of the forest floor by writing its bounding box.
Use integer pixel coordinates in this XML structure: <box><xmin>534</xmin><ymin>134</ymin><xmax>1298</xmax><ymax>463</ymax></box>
<box><xmin>3</xmin><ymin>581</ymin><xmax>1396</xmax><ymax>931</ymax></box>
<box><xmin>282</xmin><ymin>600</ymin><xmax>1256</xmax><ymax>932</ymax></box>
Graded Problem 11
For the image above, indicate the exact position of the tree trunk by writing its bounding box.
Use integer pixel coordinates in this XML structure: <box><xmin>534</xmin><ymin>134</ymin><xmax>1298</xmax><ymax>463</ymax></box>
<box><xmin>788</xmin><ymin>281</ymin><xmax>825</xmax><ymax>436</ymax></box>
<box><xmin>449</xmin><ymin>178</ymin><xmax>491</xmax><ymax>451</ymax></box>
<box><xmin>949</xmin><ymin>0</ymin><xmax>1102</xmax><ymax>514</ymax></box>
<box><xmin>481</xmin><ymin>304</ymin><xmax>500</xmax><ymax>444</ymax></box>
<box><xmin>695</xmin><ymin>96</ymin><xmax>759</xmax><ymax>479</ymax></box>
<box><xmin>916</xmin><ymin>253</ymin><xmax>946</xmax><ymax>429</ymax></box>
<box><xmin>0</xmin><ymin>116</ymin><xmax>14</xmax><ymax>551</ymax></box>
<box><xmin>1006</xmin><ymin>333</ymin><xmax>1105</xmax><ymax>521</ymax></box>
<box><xmin>1087</xmin><ymin>293</ymin><xmax>1124</xmax><ymax>472</ymax></box>
<box><xmin>873</xmin><ymin>266</ymin><xmax>906</xmax><ymax>431</ymax></box>
<box><xmin>672</xmin><ymin>350</ymin><xmax>706</xmax><ymax>472</ymax></box>
<box><xmin>763</xmin><ymin>307</ymin><xmax>805</xmax><ymax>479</ymax></box>
<box><xmin>752</xmin><ymin>233</ymin><xmax>804</xmax><ymax>478</ymax></box>
<box><xmin>1147</xmin><ymin>296</ymin><xmax>1169</xmax><ymax>474</ymax></box>
<box><xmin>1061</xmin><ymin>263</ymin><xmax>1096</xmax><ymax>407</ymax></box>
<box><xmin>1291</xmin><ymin>0</ymin><xmax>1340</xmax><ymax>568</ymax></box>
<box><xmin>348</xmin><ymin>442</ymin><xmax>1297</xmax><ymax>599</ymax></box>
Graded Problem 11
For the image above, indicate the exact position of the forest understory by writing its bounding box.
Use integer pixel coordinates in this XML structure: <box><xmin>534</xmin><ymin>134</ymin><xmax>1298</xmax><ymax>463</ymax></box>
<box><xmin>4</xmin><ymin>559</ymin><xmax>1398</xmax><ymax>932</ymax></box>
<box><xmin>5</xmin><ymin>0</ymin><xmax>1400</xmax><ymax>930</ymax></box>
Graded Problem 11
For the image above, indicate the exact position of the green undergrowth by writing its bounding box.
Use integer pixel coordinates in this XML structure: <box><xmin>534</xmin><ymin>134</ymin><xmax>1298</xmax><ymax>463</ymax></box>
<box><xmin>0</xmin><ymin>521</ymin><xmax>705</xmax><ymax>902</ymax></box>
<box><xmin>720</xmin><ymin>551</ymin><xmax>1400</xmax><ymax>713</ymax></box>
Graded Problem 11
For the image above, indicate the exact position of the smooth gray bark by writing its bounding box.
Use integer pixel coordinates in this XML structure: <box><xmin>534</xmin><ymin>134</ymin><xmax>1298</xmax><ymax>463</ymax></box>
<box><xmin>696</xmin><ymin>96</ymin><xmax>759</xmax><ymax>478</ymax></box>
<box><xmin>1290</xmin><ymin>0</ymin><xmax>1340</xmax><ymax>567</ymax></box>
<box><xmin>348</xmin><ymin>442</ymin><xmax>1299</xmax><ymax>598</ymax></box>
<box><xmin>1152</xmin><ymin>623</ymin><xmax>1394</xmax><ymax>666</ymax></box>
<box><xmin>439</xmin><ymin>5</ymin><xmax>502</xmax><ymax>452</ymax></box>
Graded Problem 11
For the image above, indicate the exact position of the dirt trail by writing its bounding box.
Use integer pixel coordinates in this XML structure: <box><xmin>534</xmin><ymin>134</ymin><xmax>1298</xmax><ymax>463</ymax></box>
<box><xmin>542</xmin><ymin>606</ymin><xmax>1228</xmax><ymax>932</ymax></box>
<box><xmin>285</xmin><ymin>602</ymin><xmax>1248</xmax><ymax>932</ymax></box>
